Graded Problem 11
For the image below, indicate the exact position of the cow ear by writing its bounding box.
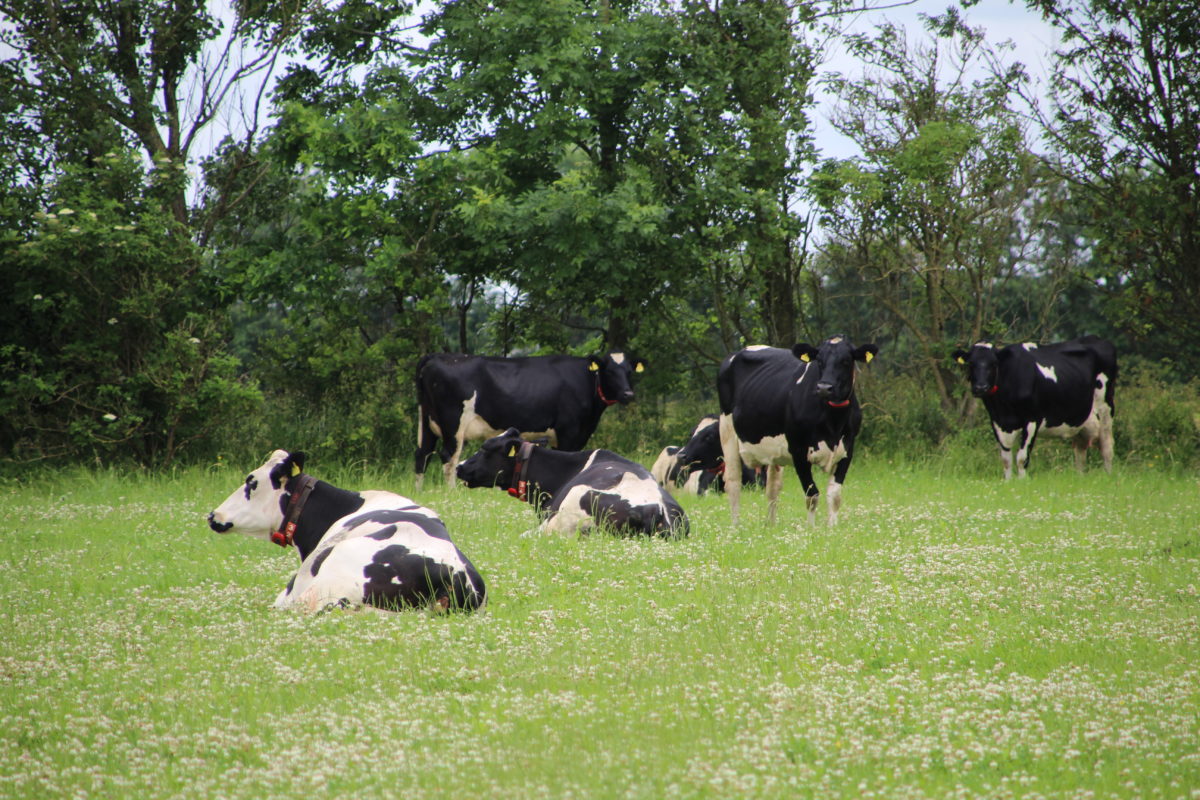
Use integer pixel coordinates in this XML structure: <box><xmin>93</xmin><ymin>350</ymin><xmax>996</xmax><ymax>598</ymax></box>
<box><xmin>588</xmin><ymin>357</ymin><xmax>601</xmax><ymax>372</ymax></box>
<box><xmin>854</xmin><ymin>344</ymin><xmax>879</xmax><ymax>363</ymax></box>
<box><xmin>289</xmin><ymin>452</ymin><xmax>306</xmax><ymax>475</ymax></box>
<box><xmin>792</xmin><ymin>343</ymin><xmax>817</xmax><ymax>363</ymax></box>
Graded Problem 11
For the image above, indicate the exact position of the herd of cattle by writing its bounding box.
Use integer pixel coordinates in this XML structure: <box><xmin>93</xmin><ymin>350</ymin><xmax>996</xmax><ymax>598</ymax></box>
<box><xmin>208</xmin><ymin>335</ymin><xmax>1118</xmax><ymax>613</ymax></box>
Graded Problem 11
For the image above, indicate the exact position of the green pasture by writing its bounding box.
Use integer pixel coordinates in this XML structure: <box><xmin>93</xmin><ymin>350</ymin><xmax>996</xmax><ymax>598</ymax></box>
<box><xmin>1</xmin><ymin>458</ymin><xmax>1198</xmax><ymax>799</ymax></box>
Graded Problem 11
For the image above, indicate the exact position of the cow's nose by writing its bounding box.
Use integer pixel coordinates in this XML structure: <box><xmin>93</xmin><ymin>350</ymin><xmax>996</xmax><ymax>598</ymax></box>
<box><xmin>971</xmin><ymin>384</ymin><xmax>991</xmax><ymax>398</ymax></box>
<box><xmin>620</xmin><ymin>390</ymin><xmax>635</xmax><ymax>403</ymax></box>
<box><xmin>816</xmin><ymin>382</ymin><xmax>833</xmax><ymax>397</ymax></box>
<box><xmin>207</xmin><ymin>512</ymin><xmax>233</xmax><ymax>533</ymax></box>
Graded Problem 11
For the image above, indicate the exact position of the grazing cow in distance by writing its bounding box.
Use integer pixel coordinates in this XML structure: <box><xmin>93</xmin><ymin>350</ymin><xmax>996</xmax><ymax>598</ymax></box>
<box><xmin>718</xmin><ymin>336</ymin><xmax>878</xmax><ymax>525</ymax></box>
<box><xmin>208</xmin><ymin>450</ymin><xmax>486</xmax><ymax>612</ymax></box>
<box><xmin>415</xmin><ymin>352</ymin><xmax>645</xmax><ymax>489</ymax></box>
<box><xmin>456</xmin><ymin>428</ymin><xmax>688</xmax><ymax>538</ymax></box>
<box><xmin>952</xmin><ymin>336</ymin><xmax>1117</xmax><ymax>479</ymax></box>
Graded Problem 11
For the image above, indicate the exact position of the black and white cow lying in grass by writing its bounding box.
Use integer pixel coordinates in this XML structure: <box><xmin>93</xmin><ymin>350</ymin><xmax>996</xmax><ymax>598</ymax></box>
<box><xmin>456</xmin><ymin>428</ymin><xmax>689</xmax><ymax>538</ymax></box>
<box><xmin>208</xmin><ymin>450</ymin><xmax>486</xmax><ymax>612</ymax></box>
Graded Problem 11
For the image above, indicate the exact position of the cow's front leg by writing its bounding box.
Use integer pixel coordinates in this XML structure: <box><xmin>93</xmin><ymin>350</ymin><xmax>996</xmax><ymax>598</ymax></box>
<box><xmin>719</xmin><ymin>414</ymin><xmax>744</xmax><ymax>526</ymax></box>
<box><xmin>826</xmin><ymin>445</ymin><xmax>854</xmax><ymax>525</ymax></box>
<box><xmin>1016</xmin><ymin>421</ymin><xmax>1039</xmax><ymax>478</ymax></box>
<box><xmin>993</xmin><ymin>424</ymin><xmax>1019</xmax><ymax>480</ymax></box>
<box><xmin>792</xmin><ymin>458</ymin><xmax>819</xmax><ymax>524</ymax></box>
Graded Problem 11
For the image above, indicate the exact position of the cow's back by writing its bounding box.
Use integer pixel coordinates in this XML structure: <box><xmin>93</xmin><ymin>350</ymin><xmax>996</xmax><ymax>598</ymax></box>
<box><xmin>718</xmin><ymin>347</ymin><xmax>799</xmax><ymax>441</ymax></box>
<box><xmin>419</xmin><ymin>353</ymin><xmax>586</xmax><ymax>432</ymax></box>
<box><xmin>547</xmin><ymin>452</ymin><xmax>687</xmax><ymax>538</ymax></box>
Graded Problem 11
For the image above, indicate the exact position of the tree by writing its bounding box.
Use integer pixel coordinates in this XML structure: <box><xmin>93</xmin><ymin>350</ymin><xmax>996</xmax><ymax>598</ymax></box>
<box><xmin>1013</xmin><ymin>0</ymin><xmax>1200</xmax><ymax>372</ymax></box>
<box><xmin>814</xmin><ymin>14</ymin><xmax>1046</xmax><ymax>409</ymax></box>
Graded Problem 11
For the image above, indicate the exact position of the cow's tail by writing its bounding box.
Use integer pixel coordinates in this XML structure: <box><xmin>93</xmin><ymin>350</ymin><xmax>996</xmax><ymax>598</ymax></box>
<box><xmin>414</xmin><ymin>355</ymin><xmax>439</xmax><ymax>482</ymax></box>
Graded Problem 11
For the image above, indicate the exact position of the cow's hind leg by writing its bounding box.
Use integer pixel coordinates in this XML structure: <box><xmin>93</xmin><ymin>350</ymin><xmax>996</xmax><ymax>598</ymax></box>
<box><xmin>1098</xmin><ymin>393</ymin><xmax>1115</xmax><ymax>473</ymax></box>
<box><xmin>765</xmin><ymin>465</ymin><xmax>785</xmax><ymax>524</ymax></box>
<box><xmin>719</xmin><ymin>414</ymin><xmax>744</xmax><ymax>526</ymax></box>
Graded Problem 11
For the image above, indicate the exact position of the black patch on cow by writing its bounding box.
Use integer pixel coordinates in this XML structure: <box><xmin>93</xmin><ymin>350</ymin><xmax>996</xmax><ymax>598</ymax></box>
<box><xmin>309</xmin><ymin>546</ymin><xmax>334</xmax><ymax>577</ymax></box>
<box><xmin>361</xmin><ymin>544</ymin><xmax>459</xmax><ymax>610</ymax></box>
<box><xmin>244</xmin><ymin>475</ymin><xmax>257</xmax><ymax>500</ymax></box>
<box><xmin>575</xmin><ymin>489</ymin><xmax>687</xmax><ymax>539</ymax></box>
<box><xmin>284</xmin><ymin>574</ymin><xmax>296</xmax><ymax>594</ymax></box>
<box><xmin>345</xmin><ymin>509</ymin><xmax>451</xmax><ymax>540</ymax></box>
<box><xmin>366</xmin><ymin>524</ymin><xmax>398</xmax><ymax>541</ymax></box>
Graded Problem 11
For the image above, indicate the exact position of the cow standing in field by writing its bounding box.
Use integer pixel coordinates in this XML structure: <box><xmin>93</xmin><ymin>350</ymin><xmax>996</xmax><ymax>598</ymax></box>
<box><xmin>415</xmin><ymin>352</ymin><xmax>645</xmax><ymax>489</ymax></box>
<box><xmin>718</xmin><ymin>336</ymin><xmax>878</xmax><ymax>525</ymax></box>
<box><xmin>952</xmin><ymin>336</ymin><xmax>1117</xmax><ymax>479</ymax></box>
<box><xmin>208</xmin><ymin>450</ymin><xmax>486</xmax><ymax>612</ymax></box>
<box><xmin>456</xmin><ymin>428</ymin><xmax>688</xmax><ymax>538</ymax></box>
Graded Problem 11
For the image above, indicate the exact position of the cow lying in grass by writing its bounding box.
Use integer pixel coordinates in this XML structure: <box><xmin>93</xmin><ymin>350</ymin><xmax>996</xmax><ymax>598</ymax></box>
<box><xmin>456</xmin><ymin>428</ymin><xmax>689</xmax><ymax>538</ymax></box>
<box><xmin>208</xmin><ymin>450</ymin><xmax>486</xmax><ymax>612</ymax></box>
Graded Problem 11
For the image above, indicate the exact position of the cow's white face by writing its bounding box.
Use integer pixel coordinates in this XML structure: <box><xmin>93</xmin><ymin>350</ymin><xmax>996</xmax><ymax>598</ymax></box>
<box><xmin>208</xmin><ymin>449</ymin><xmax>303</xmax><ymax>540</ymax></box>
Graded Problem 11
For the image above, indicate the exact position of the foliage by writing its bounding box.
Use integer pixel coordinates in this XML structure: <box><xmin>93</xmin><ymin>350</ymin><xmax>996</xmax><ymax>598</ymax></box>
<box><xmin>815</xmin><ymin>14</ymin><xmax>1047</xmax><ymax>411</ymax></box>
<box><xmin>1016</xmin><ymin>0</ymin><xmax>1200</xmax><ymax>374</ymax></box>
<box><xmin>0</xmin><ymin>153</ymin><xmax>261</xmax><ymax>468</ymax></box>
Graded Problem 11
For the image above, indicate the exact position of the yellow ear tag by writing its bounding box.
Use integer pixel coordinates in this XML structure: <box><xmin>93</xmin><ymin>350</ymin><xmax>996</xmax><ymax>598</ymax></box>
<box><xmin>589</xmin><ymin>362</ymin><xmax>600</xmax><ymax>372</ymax></box>
<box><xmin>800</xmin><ymin>353</ymin><xmax>811</xmax><ymax>362</ymax></box>
<box><xmin>635</xmin><ymin>363</ymin><xmax>644</xmax><ymax>373</ymax></box>
<box><xmin>865</xmin><ymin>352</ymin><xmax>874</xmax><ymax>364</ymax></box>
<box><xmin>291</xmin><ymin>463</ymin><xmax>300</xmax><ymax>476</ymax></box>
<box><xmin>507</xmin><ymin>445</ymin><xmax>518</xmax><ymax>458</ymax></box>
<box><xmin>956</xmin><ymin>356</ymin><xmax>966</xmax><ymax>365</ymax></box>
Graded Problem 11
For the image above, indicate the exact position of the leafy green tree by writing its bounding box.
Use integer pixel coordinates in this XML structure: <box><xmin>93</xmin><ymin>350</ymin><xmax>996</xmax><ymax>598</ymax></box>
<box><xmin>814</xmin><ymin>15</ymin><xmax>1045</xmax><ymax>408</ymax></box>
<box><xmin>0</xmin><ymin>154</ymin><xmax>260</xmax><ymax>467</ymax></box>
<box><xmin>1013</xmin><ymin>0</ymin><xmax>1200</xmax><ymax>371</ymax></box>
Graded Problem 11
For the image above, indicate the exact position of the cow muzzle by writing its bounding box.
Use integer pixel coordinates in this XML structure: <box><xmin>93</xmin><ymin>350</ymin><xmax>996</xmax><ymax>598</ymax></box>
<box><xmin>207</xmin><ymin>512</ymin><xmax>233</xmax><ymax>533</ymax></box>
<box><xmin>619</xmin><ymin>390</ymin><xmax>635</xmax><ymax>404</ymax></box>
<box><xmin>971</xmin><ymin>384</ymin><xmax>999</xmax><ymax>398</ymax></box>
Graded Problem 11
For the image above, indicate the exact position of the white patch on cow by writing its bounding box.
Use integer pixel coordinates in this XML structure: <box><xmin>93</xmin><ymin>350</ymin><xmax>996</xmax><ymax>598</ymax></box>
<box><xmin>417</xmin><ymin>404</ymin><xmax>424</xmax><ymax>447</ymax></box>
<box><xmin>581</xmin><ymin>450</ymin><xmax>601</xmax><ymax>471</ymax></box>
<box><xmin>829</xmin><ymin>336</ymin><xmax>843</xmax><ymax>344</ymax></box>
<box><xmin>795</xmin><ymin>361</ymin><xmax>815</xmax><ymax>385</ymax></box>
<box><xmin>1036</xmin><ymin>363</ymin><xmax>1058</xmax><ymax>382</ymax></box>
<box><xmin>807</xmin><ymin>438</ymin><xmax>847</xmax><ymax>473</ymax></box>
<box><xmin>1022</xmin><ymin>342</ymin><xmax>1038</xmax><ymax>350</ymax></box>
<box><xmin>691</xmin><ymin>416</ymin><xmax>718</xmax><ymax>437</ymax></box>
<box><xmin>542</xmin><ymin>471</ymin><xmax>666</xmax><ymax>536</ymax></box>
<box><xmin>739</xmin><ymin>434</ymin><xmax>791</xmax><ymax>468</ymax></box>
<box><xmin>720</xmin><ymin>413</ymin><xmax>745</xmax><ymax>525</ymax></box>
<box><xmin>650</xmin><ymin>446</ymin><xmax>677</xmax><ymax>487</ymax></box>
<box><xmin>976</xmin><ymin>341</ymin><xmax>994</xmax><ymax>349</ymax></box>
<box><xmin>745</xmin><ymin>344</ymin><xmax>772</xmax><ymax>351</ymax></box>
<box><xmin>682</xmin><ymin>471</ymin><xmax>704</xmax><ymax>495</ymax></box>
<box><xmin>610</xmin><ymin>352</ymin><xmax>625</xmax><ymax>364</ymax></box>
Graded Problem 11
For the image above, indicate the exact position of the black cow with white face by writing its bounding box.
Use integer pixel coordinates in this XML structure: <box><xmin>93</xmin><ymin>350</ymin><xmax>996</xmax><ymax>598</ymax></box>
<box><xmin>952</xmin><ymin>336</ymin><xmax>1117</xmax><ymax>479</ymax></box>
<box><xmin>456</xmin><ymin>428</ymin><xmax>688</xmax><ymax>538</ymax></box>
<box><xmin>415</xmin><ymin>352</ymin><xmax>645</xmax><ymax>489</ymax></box>
<box><xmin>717</xmin><ymin>336</ymin><xmax>878</xmax><ymax>525</ymax></box>
<box><xmin>208</xmin><ymin>450</ymin><xmax>486</xmax><ymax>612</ymax></box>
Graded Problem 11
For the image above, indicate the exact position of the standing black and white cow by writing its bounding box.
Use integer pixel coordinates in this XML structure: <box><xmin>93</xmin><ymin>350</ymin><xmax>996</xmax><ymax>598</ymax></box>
<box><xmin>717</xmin><ymin>336</ymin><xmax>878</xmax><ymax>525</ymax></box>
<box><xmin>456</xmin><ymin>428</ymin><xmax>688</xmax><ymax>538</ymax></box>
<box><xmin>208</xmin><ymin>450</ymin><xmax>486</xmax><ymax>612</ymax></box>
<box><xmin>952</xmin><ymin>336</ymin><xmax>1117</xmax><ymax>479</ymax></box>
<box><xmin>415</xmin><ymin>352</ymin><xmax>646</xmax><ymax>489</ymax></box>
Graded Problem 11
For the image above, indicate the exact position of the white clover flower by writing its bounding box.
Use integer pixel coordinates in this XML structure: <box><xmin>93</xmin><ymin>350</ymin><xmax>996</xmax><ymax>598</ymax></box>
<box><xmin>107</xmin><ymin>318</ymin><xmax>118</xmax><ymax>325</ymax></box>
<box><xmin>188</xmin><ymin>337</ymin><xmax>201</xmax><ymax>345</ymax></box>
<box><xmin>33</xmin><ymin>294</ymin><xmax>43</xmax><ymax>301</ymax></box>
<box><xmin>102</xmin><ymin>413</ymin><xmax>117</xmax><ymax>422</ymax></box>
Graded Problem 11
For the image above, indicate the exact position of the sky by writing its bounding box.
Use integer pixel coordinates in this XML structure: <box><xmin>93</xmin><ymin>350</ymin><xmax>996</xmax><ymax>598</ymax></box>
<box><xmin>811</xmin><ymin>0</ymin><xmax>1060</xmax><ymax>160</ymax></box>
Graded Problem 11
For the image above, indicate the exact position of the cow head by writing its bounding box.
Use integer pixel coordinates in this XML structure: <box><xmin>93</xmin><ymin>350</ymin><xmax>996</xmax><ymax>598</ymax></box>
<box><xmin>952</xmin><ymin>342</ymin><xmax>1000</xmax><ymax>397</ymax></box>
<box><xmin>590</xmin><ymin>352</ymin><xmax>645</xmax><ymax>406</ymax></box>
<box><xmin>456</xmin><ymin>428</ymin><xmax>523</xmax><ymax>488</ymax></box>
<box><xmin>208</xmin><ymin>449</ymin><xmax>305</xmax><ymax>540</ymax></box>
<box><xmin>674</xmin><ymin>418</ymin><xmax>723</xmax><ymax>475</ymax></box>
<box><xmin>792</xmin><ymin>336</ymin><xmax>879</xmax><ymax>407</ymax></box>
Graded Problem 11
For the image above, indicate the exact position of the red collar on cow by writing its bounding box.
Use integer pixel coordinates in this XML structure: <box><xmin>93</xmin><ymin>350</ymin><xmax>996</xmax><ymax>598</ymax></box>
<box><xmin>827</xmin><ymin>398</ymin><xmax>851</xmax><ymax>408</ymax></box>
<box><xmin>595</xmin><ymin>375</ymin><xmax>618</xmax><ymax>406</ymax></box>
<box><xmin>271</xmin><ymin>474</ymin><xmax>318</xmax><ymax>548</ymax></box>
<box><xmin>705</xmin><ymin>462</ymin><xmax>726</xmax><ymax>476</ymax></box>
<box><xmin>506</xmin><ymin>441</ymin><xmax>536</xmax><ymax>503</ymax></box>
<box><xmin>987</xmin><ymin>385</ymin><xmax>999</xmax><ymax>396</ymax></box>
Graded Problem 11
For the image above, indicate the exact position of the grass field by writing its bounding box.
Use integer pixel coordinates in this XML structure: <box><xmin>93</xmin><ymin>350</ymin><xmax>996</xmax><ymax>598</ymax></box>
<box><xmin>1</xmin><ymin>456</ymin><xmax>1198</xmax><ymax>799</ymax></box>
